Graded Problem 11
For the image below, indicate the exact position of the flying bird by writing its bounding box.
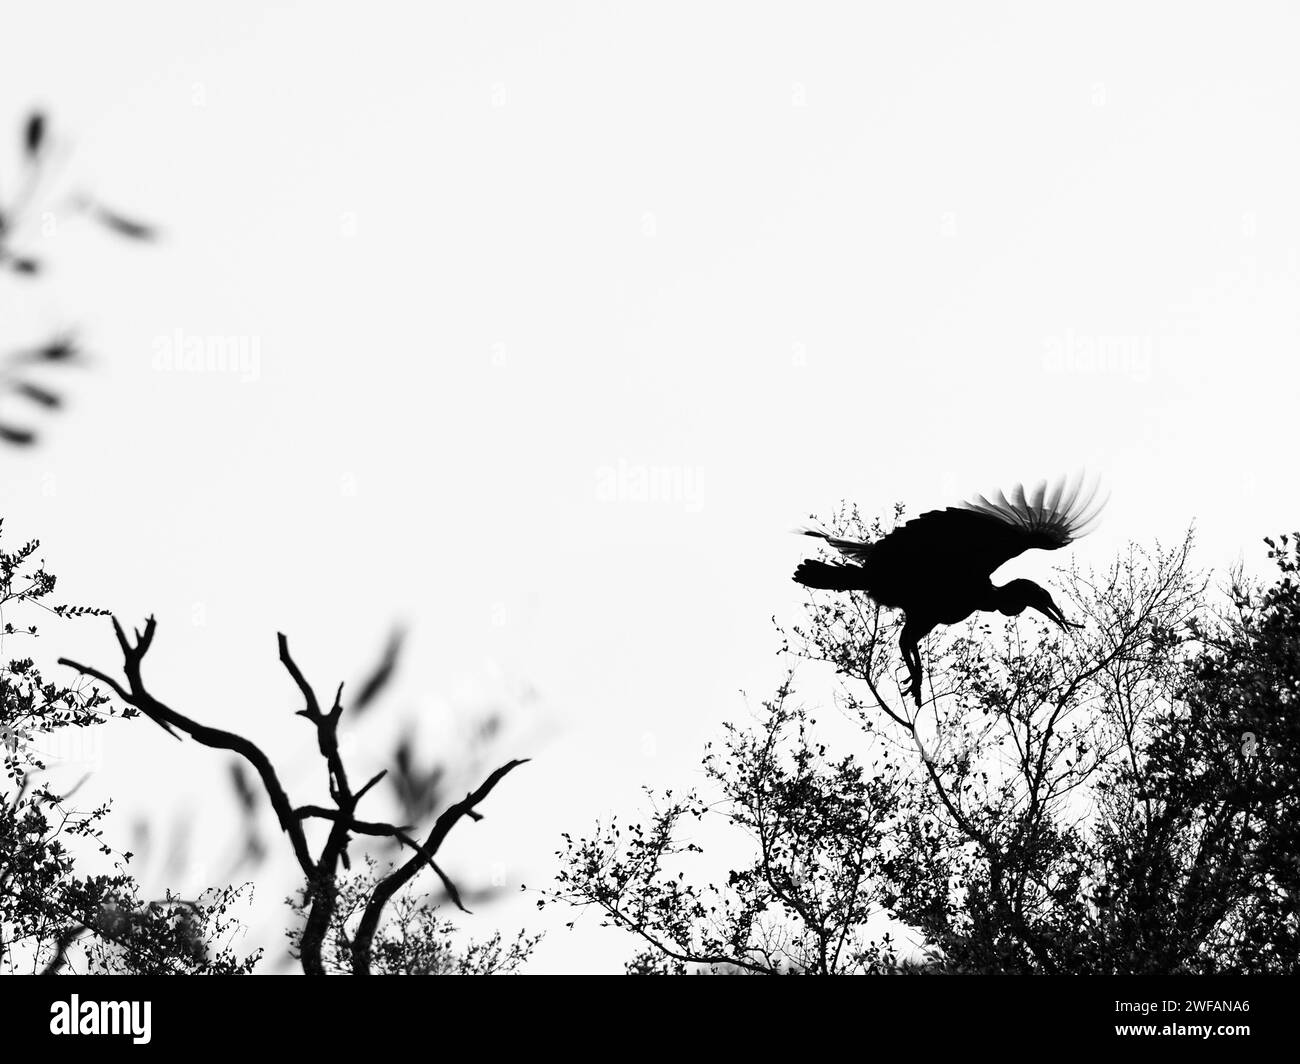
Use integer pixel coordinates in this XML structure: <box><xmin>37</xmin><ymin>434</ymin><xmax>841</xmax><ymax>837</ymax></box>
<box><xmin>793</xmin><ymin>478</ymin><xmax>1104</xmax><ymax>706</ymax></box>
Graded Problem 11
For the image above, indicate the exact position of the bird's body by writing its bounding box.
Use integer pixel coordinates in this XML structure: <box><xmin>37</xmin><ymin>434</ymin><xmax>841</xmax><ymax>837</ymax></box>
<box><xmin>793</xmin><ymin>479</ymin><xmax>1103</xmax><ymax>704</ymax></box>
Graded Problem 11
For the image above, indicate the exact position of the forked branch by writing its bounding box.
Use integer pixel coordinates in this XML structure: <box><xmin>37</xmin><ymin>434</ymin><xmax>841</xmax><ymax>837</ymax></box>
<box><xmin>60</xmin><ymin>616</ymin><xmax>526</xmax><ymax>974</ymax></box>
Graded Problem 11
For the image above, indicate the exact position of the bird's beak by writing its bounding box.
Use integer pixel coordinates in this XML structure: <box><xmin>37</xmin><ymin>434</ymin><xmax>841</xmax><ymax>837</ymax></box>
<box><xmin>1037</xmin><ymin>600</ymin><xmax>1084</xmax><ymax>629</ymax></box>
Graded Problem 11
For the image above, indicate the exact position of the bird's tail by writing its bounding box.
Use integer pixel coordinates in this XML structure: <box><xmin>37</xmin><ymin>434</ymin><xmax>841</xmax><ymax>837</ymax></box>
<box><xmin>792</xmin><ymin>559</ymin><xmax>869</xmax><ymax>591</ymax></box>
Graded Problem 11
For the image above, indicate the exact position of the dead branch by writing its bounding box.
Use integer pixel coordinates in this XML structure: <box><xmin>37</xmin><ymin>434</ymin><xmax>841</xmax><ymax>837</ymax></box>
<box><xmin>60</xmin><ymin>615</ymin><xmax>525</xmax><ymax>975</ymax></box>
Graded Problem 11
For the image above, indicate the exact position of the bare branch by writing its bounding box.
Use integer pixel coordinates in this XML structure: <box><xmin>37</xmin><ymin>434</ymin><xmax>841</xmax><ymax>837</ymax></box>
<box><xmin>351</xmin><ymin>758</ymin><xmax>529</xmax><ymax>973</ymax></box>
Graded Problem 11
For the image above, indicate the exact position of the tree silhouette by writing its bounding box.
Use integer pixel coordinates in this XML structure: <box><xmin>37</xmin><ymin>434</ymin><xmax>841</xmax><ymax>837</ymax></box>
<box><xmin>286</xmin><ymin>855</ymin><xmax>541</xmax><ymax>975</ymax></box>
<box><xmin>60</xmin><ymin>618</ymin><xmax>529</xmax><ymax>975</ymax></box>
<box><xmin>1121</xmin><ymin>533</ymin><xmax>1300</xmax><ymax>972</ymax></box>
<box><xmin>550</xmin><ymin>678</ymin><xmax>907</xmax><ymax>973</ymax></box>
<box><xmin>3</xmin><ymin>106</ymin><xmax>535</xmax><ymax>974</ymax></box>
<box><xmin>551</xmin><ymin>502</ymin><xmax>1299</xmax><ymax>974</ymax></box>
<box><xmin>0</xmin><ymin>524</ymin><xmax>257</xmax><ymax>973</ymax></box>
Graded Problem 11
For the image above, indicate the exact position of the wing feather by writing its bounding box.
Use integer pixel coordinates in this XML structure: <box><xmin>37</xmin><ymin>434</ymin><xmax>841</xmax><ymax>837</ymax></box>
<box><xmin>799</xmin><ymin>529</ymin><xmax>874</xmax><ymax>563</ymax></box>
<box><xmin>956</xmin><ymin>473</ymin><xmax>1106</xmax><ymax>572</ymax></box>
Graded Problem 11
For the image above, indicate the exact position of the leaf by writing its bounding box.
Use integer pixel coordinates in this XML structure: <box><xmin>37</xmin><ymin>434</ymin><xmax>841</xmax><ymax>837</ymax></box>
<box><xmin>228</xmin><ymin>762</ymin><xmax>258</xmax><ymax>812</ymax></box>
<box><xmin>0</xmin><ymin>424</ymin><xmax>36</xmax><ymax>446</ymax></box>
<box><xmin>352</xmin><ymin>627</ymin><xmax>405</xmax><ymax>715</ymax></box>
<box><xmin>23</xmin><ymin>111</ymin><xmax>46</xmax><ymax>159</ymax></box>
<box><xmin>14</xmin><ymin>382</ymin><xmax>61</xmax><ymax>408</ymax></box>
<box><xmin>25</xmin><ymin>336</ymin><xmax>79</xmax><ymax>362</ymax></box>
<box><xmin>90</xmin><ymin>204</ymin><xmax>157</xmax><ymax>241</ymax></box>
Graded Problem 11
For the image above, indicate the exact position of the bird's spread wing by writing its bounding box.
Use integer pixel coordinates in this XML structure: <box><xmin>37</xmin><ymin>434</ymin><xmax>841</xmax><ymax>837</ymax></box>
<box><xmin>871</xmin><ymin>476</ymin><xmax>1105</xmax><ymax>583</ymax></box>
<box><xmin>960</xmin><ymin>476</ymin><xmax>1105</xmax><ymax>558</ymax></box>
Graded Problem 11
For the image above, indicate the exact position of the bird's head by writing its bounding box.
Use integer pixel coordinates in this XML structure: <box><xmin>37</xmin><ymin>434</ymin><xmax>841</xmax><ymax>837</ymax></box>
<box><xmin>995</xmin><ymin>579</ymin><xmax>1083</xmax><ymax>630</ymax></box>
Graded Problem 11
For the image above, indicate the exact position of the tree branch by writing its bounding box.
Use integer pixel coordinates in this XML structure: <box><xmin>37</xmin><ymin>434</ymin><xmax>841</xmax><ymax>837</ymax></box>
<box><xmin>350</xmin><ymin>758</ymin><xmax>528</xmax><ymax>974</ymax></box>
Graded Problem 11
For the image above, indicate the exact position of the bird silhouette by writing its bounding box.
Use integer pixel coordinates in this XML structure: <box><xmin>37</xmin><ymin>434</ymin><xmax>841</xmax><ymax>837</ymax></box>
<box><xmin>793</xmin><ymin>478</ymin><xmax>1104</xmax><ymax>706</ymax></box>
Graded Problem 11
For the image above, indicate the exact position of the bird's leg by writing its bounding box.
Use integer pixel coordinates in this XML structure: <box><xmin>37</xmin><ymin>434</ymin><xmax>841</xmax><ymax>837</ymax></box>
<box><xmin>907</xmin><ymin>647</ymin><xmax>923</xmax><ymax>707</ymax></box>
<box><xmin>898</xmin><ymin>622</ymin><xmax>925</xmax><ymax>706</ymax></box>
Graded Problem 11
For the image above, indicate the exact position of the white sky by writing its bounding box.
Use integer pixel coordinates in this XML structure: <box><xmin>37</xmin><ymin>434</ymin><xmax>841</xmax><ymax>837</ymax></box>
<box><xmin>2</xmin><ymin>1</ymin><xmax>1297</xmax><ymax>972</ymax></box>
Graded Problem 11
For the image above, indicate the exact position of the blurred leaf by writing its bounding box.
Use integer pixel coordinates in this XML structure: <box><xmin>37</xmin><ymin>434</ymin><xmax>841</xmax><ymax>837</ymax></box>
<box><xmin>353</xmin><ymin>627</ymin><xmax>405</xmax><ymax>715</ymax></box>
<box><xmin>23</xmin><ymin>111</ymin><xmax>45</xmax><ymax>159</ymax></box>
<box><xmin>228</xmin><ymin>761</ymin><xmax>258</xmax><ymax>813</ymax></box>
<box><xmin>90</xmin><ymin>203</ymin><xmax>157</xmax><ymax>241</ymax></box>
<box><xmin>13</xmin><ymin>382</ymin><xmax>61</xmax><ymax>408</ymax></box>
<box><xmin>0</xmin><ymin>424</ymin><xmax>36</xmax><ymax>446</ymax></box>
<box><xmin>21</xmin><ymin>335</ymin><xmax>80</xmax><ymax>362</ymax></box>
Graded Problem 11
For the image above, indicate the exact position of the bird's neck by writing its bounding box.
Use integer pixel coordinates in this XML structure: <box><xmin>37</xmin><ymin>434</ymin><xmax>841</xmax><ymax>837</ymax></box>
<box><xmin>984</xmin><ymin>582</ymin><xmax>1016</xmax><ymax>615</ymax></box>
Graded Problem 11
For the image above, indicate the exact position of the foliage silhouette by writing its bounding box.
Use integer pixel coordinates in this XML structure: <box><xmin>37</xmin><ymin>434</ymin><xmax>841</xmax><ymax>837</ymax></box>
<box><xmin>286</xmin><ymin>855</ymin><xmax>540</xmax><ymax>975</ymax></box>
<box><xmin>553</xmin><ymin>501</ymin><xmax>1298</xmax><ymax>974</ymax></box>
<box><xmin>0</xmin><ymin>523</ymin><xmax>258</xmax><ymax>973</ymax></box>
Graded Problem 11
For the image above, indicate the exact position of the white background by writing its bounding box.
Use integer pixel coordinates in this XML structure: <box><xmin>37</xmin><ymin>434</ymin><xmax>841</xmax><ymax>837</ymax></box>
<box><xmin>1</xmin><ymin>2</ymin><xmax>1296</xmax><ymax>971</ymax></box>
